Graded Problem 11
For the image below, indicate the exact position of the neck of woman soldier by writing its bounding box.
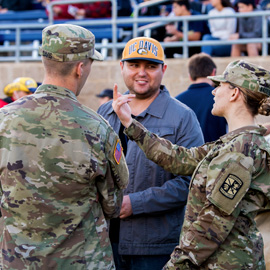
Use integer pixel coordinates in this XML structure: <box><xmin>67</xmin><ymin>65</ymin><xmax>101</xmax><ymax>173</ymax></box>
<box><xmin>226</xmin><ymin>105</ymin><xmax>256</xmax><ymax>132</ymax></box>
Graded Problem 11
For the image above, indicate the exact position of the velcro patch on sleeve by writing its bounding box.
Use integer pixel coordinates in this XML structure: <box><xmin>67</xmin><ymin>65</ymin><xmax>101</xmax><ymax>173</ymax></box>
<box><xmin>208</xmin><ymin>162</ymin><xmax>251</xmax><ymax>215</ymax></box>
<box><xmin>219</xmin><ymin>174</ymin><xmax>243</xmax><ymax>199</ymax></box>
<box><xmin>114</xmin><ymin>139</ymin><xmax>122</xmax><ymax>164</ymax></box>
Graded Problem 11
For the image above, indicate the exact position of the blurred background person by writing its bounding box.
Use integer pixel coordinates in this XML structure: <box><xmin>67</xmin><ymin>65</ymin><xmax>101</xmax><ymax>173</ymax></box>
<box><xmin>175</xmin><ymin>53</ymin><xmax>227</xmax><ymax>142</ymax></box>
<box><xmin>0</xmin><ymin>77</ymin><xmax>38</xmax><ymax>108</ymax></box>
<box><xmin>96</xmin><ymin>88</ymin><xmax>113</xmax><ymax>106</ymax></box>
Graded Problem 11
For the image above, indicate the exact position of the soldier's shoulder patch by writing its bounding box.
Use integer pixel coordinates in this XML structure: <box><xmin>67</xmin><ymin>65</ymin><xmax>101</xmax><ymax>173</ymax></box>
<box><xmin>114</xmin><ymin>139</ymin><xmax>122</xmax><ymax>164</ymax></box>
<box><xmin>208</xmin><ymin>162</ymin><xmax>251</xmax><ymax>215</ymax></box>
<box><xmin>219</xmin><ymin>174</ymin><xmax>243</xmax><ymax>200</ymax></box>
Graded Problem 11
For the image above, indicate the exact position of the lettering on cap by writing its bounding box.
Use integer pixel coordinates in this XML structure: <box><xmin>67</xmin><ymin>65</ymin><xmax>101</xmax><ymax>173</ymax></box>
<box><xmin>128</xmin><ymin>40</ymin><xmax>158</xmax><ymax>57</ymax></box>
<box><xmin>43</xmin><ymin>51</ymin><xmax>52</xmax><ymax>59</ymax></box>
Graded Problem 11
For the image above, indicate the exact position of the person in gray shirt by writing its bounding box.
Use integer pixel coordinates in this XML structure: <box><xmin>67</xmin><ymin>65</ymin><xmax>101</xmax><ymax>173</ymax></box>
<box><xmin>230</xmin><ymin>0</ymin><xmax>262</xmax><ymax>56</ymax></box>
<box><xmin>98</xmin><ymin>36</ymin><xmax>204</xmax><ymax>270</ymax></box>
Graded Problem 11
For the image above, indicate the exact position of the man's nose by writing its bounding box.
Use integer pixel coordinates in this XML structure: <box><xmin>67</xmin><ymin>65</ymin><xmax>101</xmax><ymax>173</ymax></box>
<box><xmin>137</xmin><ymin>66</ymin><xmax>147</xmax><ymax>75</ymax></box>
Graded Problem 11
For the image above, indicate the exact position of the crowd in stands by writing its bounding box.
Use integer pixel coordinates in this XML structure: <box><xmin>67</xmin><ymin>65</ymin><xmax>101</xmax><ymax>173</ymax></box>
<box><xmin>0</xmin><ymin>0</ymin><xmax>269</xmax><ymax>58</ymax></box>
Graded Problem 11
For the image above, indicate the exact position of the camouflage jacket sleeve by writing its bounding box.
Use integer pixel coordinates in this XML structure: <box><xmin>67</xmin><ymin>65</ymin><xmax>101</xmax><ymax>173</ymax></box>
<box><xmin>124</xmin><ymin>119</ymin><xmax>208</xmax><ymax>176</ymax></box>
<box><xmin>96</xmin><ymin>125</ymin><xmax>129</xmax><ymax>219</ymax></box>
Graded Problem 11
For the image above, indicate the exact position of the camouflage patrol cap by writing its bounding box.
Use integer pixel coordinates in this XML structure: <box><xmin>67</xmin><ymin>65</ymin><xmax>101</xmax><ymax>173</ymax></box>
<box><xmin>208</xmin><ymin>60</ymin><xmax>270</xmax><ymax>96</ymax></box>
<box><xmin>39</xmin><ymin>24</ymin><xmax>103</xmax><ymax>62</ymax></box>
<box><xmin>4</xmin><ymin>82</ymin><xmax>31</xmax><ymax>97</ymax></box>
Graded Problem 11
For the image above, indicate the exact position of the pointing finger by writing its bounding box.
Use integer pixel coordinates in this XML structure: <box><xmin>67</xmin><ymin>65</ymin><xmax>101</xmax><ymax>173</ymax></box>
<box><xmin>113</xmin><ymin>83</ymin><xmax>118</xmax><ymax>101</ymax></box>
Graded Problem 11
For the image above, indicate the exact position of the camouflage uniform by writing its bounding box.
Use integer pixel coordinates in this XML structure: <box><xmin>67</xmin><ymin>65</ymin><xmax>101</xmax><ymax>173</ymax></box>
<box><xmin>123</xmin><ymin>60</ymin><xmax>270</xmax><ymax>270</ymax></box>
<box><xmin>0</xmin><ymin>85</ymin><xmax>128</xmax><ymax>270</ymax></box>
<box><xmin>124</xmin><ymin>120</ymin><xmax>270</xmax><ymax>270</ymax></box>
<box><xmin>0</xmin><ymin>24</ymin><xmax>129</xmax><ymax>270</ymax></box>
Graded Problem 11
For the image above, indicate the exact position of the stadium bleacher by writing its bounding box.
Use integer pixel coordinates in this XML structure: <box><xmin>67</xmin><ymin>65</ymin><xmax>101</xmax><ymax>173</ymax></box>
<box><xmin>0</xmin><ymin>0</ymin><xmax>269</xmax><ymax>62</ymax></box>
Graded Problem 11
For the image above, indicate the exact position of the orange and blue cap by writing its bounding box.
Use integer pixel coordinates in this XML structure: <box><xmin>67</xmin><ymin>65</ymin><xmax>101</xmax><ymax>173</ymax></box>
<box><xmin>121</xmin><ymin>37</ymin><xmax>165</xmax><ymax>64</ymax></box>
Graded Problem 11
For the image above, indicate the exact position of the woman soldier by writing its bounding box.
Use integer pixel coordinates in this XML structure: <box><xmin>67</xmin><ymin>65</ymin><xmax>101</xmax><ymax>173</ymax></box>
<box><xmin>112</xmin><ymin>60</ymin><xmax>270</xmax><ymax>270</ymax></box>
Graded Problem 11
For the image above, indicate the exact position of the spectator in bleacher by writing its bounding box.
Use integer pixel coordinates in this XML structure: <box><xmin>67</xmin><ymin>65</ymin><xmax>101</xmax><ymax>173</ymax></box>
<box><xmin>117</xmin><ymin>0</ymin><xmax>133</xmax><ymax>16</ymax></box>
<box><xmin>49</xmin><ymin>1</ymin><xmax>84</xmax><ymax>20</ymax></box>
<box><xmin>49</xmin><ymin>1</ymin><xmax>111</xmax><ymax>20</ymax></box>
<box><xmin>0</xmin><ymin>0</ymin><xmax>33</xmax><ymax>12</ymax></box>
<box><xmin>81</xmin><ymin>2</ymin><xmax>111</xmax><ymax>18</ymax></box>
<box><xmin>201</xmin><ymin>0</ymin><xmax>237</xmax><ymax>56</ymax></box>
<box><xmin>139</xmin><ymin>0</ymin><xmax>161</xmax><ymax>16</ymax></box>
<box><xmin>230</xmin><ymin>0</ymin><xmax>262</xmax><ymax>56</ymax></box>
<box><xmin>163</xmin><ymin>0</ymin><xmax>208</xmax><ymax>58</ymax></box>
<box><xmin>136</xmin><ymin>0</ymin><xmax>169</xmax><ymax>41</ymax></box>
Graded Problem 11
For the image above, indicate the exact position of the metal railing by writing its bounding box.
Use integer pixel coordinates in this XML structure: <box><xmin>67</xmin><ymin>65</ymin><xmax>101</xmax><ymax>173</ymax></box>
<box><xmin>0</xmin><ymin>0</ymin><xmax>270</xmax><ymax>62</ymax></box>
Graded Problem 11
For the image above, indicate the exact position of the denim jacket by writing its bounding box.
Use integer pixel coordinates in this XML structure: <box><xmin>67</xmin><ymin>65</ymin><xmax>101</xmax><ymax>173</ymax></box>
<box><xmin>97</xmin><ymin>85</ymin><xmax>204</xmax><ymax>255</ymax></box>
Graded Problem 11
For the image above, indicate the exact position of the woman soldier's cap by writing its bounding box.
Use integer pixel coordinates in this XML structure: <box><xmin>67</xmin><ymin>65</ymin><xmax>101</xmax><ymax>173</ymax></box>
<box><xmin>208</xmin><ymin>60</ymin><xmax>270</xmax><ymax>97</ymax></box>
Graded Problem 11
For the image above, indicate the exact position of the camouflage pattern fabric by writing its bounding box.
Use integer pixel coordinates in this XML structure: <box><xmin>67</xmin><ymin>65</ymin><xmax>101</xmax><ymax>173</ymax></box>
<box><xmin>124</xmin><ymin>119</ymin><xmax>270</xmax><ymax>270</ymax></box>
<box><xmin>39</xmin><ymin>24</ymin><xmax>103</xmax><ymax>62</ymax></box>
<box><xmin>208</xmin><ymin>60</ymin><xmax>270</xmax><ymax>97</ymax></box>
<box><xmin>0</xmin><ymin>84</ymin><xmax>128</xmax><ymax>269</ymax></box>
<box><xmin>255</xmin><ymin>206</ymin><xmax>270</xmax><ymax>270</ymax></box>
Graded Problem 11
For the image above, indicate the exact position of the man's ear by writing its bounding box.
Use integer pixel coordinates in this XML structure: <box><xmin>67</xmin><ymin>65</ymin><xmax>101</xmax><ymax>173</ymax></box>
<box><xmin>76</xmin><ymin>62</ymin><xmax>84</xmax><ymax>78</ymax></box>
<box><xmin>210</xmin><ymin>68</ymin><xmax>216</xmax><ymax>76</ymax></box>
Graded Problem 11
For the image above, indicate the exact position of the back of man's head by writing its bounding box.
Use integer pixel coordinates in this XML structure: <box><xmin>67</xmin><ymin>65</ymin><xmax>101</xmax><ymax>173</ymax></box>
<box><xmin>172</xmin><ymin>0</ymin><xmax>190</xmax><ymax>10</ymax></box>
<box><xmin>188</xmin><ymin>53</ymin><xmax>217</xmax><ymax>81</ymax></box>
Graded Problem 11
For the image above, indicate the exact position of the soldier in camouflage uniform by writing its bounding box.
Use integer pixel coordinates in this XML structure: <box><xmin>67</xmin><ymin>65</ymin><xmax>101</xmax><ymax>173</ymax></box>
<box><xmin>112</xmin><ymin>60</ymin><xmax>270</xmax><ymax>269</ymax></box>
<box><xmin>0</xmin><ymin>24</ymin><xmax>129</xmax><ymax>270</ymax></box>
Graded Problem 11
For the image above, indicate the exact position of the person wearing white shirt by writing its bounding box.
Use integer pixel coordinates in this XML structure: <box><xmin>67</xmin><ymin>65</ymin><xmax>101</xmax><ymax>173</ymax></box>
<box><xmin>202</xmin><ymin>0</ymin><xmax>237</xmax><ymax>56</ymax></box>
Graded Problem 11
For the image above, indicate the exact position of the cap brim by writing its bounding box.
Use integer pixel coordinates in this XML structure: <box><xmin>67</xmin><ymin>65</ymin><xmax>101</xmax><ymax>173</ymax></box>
<box><xmin>28</xmin><ymin>88</ymin><xmax>37</xmax><ymax>93</ymax></box>
<box><xmin>207</xmin><ymin>75</ymin><xmax>227</xmax><ymax>84</ymax></box>
<box><xmin>91</xmin><ymin>49</ymin><xmax>103</xmax><ymax>61</ymax></box>
<box><xmin>121</xmin><ymin>57</ymin><xmax>164</xmax><ymax>64</ymax></box>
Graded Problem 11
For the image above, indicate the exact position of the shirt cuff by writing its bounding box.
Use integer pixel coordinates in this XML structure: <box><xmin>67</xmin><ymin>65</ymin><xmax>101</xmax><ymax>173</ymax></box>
<box><xmin>124</xmin><ymin>119</ymin><xmax>146</xmax><ymax>141</ymax></box>
<box><xmin>129</xmin><ymin>192</ymin><xmax>145</xmax><ymax>215</ymax></box>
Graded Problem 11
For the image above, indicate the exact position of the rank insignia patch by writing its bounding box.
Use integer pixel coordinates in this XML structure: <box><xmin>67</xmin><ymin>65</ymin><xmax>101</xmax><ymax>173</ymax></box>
<box><xmin>114</xmin><ymin>140</ymin><xmax>122</xmax><ymax>164</ymax></box>
<box><xmin>219</xmin><ymin>174</ymin><xmax>243</xmax><ymax>199</ymax></box>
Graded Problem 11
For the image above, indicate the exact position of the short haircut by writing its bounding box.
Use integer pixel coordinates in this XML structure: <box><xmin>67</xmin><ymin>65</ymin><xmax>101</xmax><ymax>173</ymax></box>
<box><xmin>172</xmin><ymin>0</ymin><xmax>190</xmax><ymax>10</ymax></box>
<box><xmin>236</xmin><ymin>0</ymin><xmax>256</xmax><ymax>8</ymax></box>
<box><xmin>188</xmin><ymin>53</ymin><xmax>217</xmax><ymax>81</ymax></box>
<box><xmin>43</xmin><ymin>58</ymin><xmax>89</xmax><ymax>77</ymax></box>
<box><xmin>221</xmin><ymin>0</ymin><xmax>233</xmax><ymax>8</ymax></box>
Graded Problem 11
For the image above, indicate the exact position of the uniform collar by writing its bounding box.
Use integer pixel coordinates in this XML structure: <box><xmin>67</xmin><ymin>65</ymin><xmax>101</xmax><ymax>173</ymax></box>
<box><xmin>219</xmin><ymin>125</ymin><xmax>267</xmax><ymax>143</ymax></box>
<box><xmin>35</xmin><ymin>84</ymin><xmax>78</xmax><ymax>102</ymax></box>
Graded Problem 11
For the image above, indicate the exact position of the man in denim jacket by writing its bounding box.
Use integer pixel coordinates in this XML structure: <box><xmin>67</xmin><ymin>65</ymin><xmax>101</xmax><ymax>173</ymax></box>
<box><xmin>98</xmin><ymin>37</ymin><xmax>204</xmax><ymax>270</ymax></box>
